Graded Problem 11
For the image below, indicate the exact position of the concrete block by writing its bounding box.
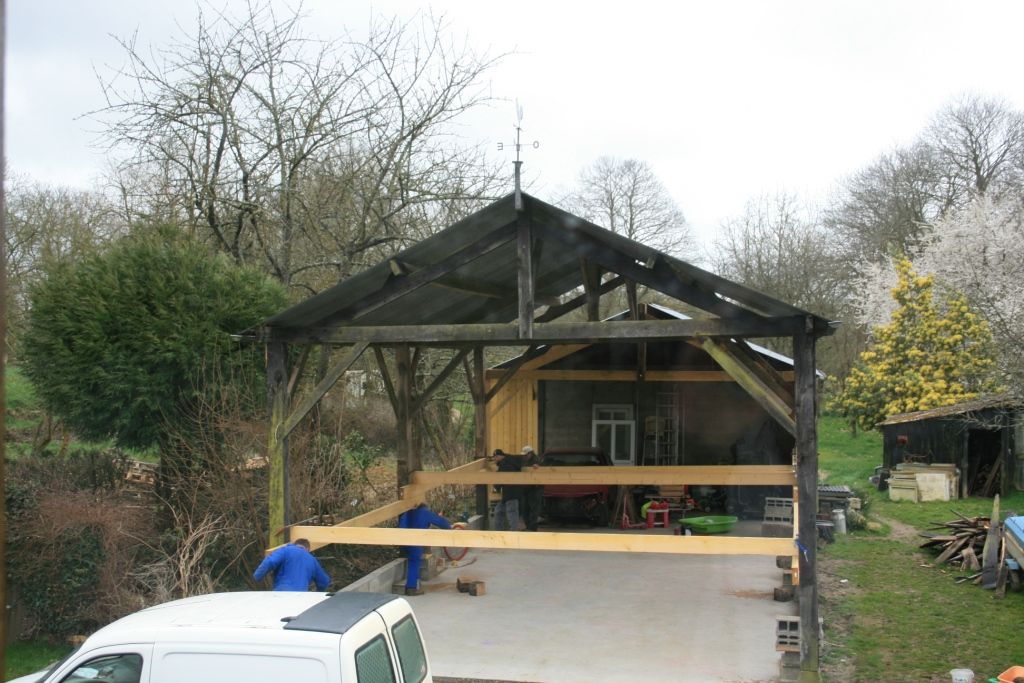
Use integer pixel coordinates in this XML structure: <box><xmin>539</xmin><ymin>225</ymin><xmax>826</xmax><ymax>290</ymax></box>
<box><xmin>468</xmin><ymin>581</ymin><xmax>486</xmax><ymax>596</ymax></box>
<box><xmin>775</xmin><ymin>615</ymin><xmax>800</xmax><ymax>652</ymax></box>
<box><xmin>782</xmin><ymin>569</ymin><xmax>794</xmax><ymax>587</ymax></box>
<box><xmin>776</xmin><ymin>555</ymin><xmax>793</xmax><ymax>569</ymax></box>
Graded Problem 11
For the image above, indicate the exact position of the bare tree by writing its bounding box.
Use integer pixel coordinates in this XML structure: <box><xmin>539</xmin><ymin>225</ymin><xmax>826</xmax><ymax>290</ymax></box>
<box><xmin>564</xmin><ymin>157</ymin><xmax>694</xmax><ymax>258</ymax></box>
<box><xmin>827</xmin><ymin>95</ymin><xmax>1024</xmax><ymax>267</ymax></box>
<box><xmin>825</xmin><ymin>143</ymin><xmax>954</xmax><ymax>264</ymax></box>
<box><xmin>97</xmin><ymin>3</ymin><xmax>506</xmax><ymax>294</ymax></box>
<box><xmin>4</xmin><ymin>176</ymin><xmax>124</xmax><ymax>357</ymax></box>
<box><xmin>714</xmin><ymin>192</ymin><xmax>847</xmax><ymax>315</ymax></box>
<box><xmin>925</xmin><ymin>93</ymin><xmax>1024</xmax><ymax>198</ymax></box>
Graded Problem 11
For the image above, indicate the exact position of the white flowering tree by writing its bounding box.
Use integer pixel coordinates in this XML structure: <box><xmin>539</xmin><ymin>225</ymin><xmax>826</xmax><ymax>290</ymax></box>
<box><xmin>853</xmin><ymin>195</ymin><xmax>1024</xmax><ymax>392</ymax></box>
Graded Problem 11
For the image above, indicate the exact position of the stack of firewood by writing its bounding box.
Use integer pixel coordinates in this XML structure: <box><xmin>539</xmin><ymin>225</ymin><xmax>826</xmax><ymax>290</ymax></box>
<box><xmin>919</xmin><ymin>496</ymin><xmax>1020</xmax><ymax>596</ymax></box>
<box><xmin>919</xmin><ymin>511</ymin><xmax>989</xmax><ymax>575</ymax></box>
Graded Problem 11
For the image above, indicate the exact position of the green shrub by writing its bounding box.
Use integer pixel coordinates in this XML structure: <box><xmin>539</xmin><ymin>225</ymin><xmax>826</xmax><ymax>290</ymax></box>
<box><xmin>22</xmin><ymin>227</ymin><xmax>286</xmax><ymax>452</ymax></box>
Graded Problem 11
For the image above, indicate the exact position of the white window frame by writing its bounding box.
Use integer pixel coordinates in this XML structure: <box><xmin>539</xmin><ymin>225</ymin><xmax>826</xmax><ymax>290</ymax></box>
<box><xmin>591</xmin><ymin>404</ymin><xmax>636</xmax><ymax>465</ymax></box>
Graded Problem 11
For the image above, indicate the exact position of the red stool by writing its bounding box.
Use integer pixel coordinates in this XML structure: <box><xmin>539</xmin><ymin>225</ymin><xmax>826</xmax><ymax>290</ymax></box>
<box><xmin>645</xmin><ymin>507</ymin><xmax>670</xmax><ymax>528</ymax></box>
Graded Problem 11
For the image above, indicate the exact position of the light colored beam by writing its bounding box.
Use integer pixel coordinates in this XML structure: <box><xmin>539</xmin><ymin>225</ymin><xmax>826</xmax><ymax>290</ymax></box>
<box><xmin>292</xmin><ymin>526</ymin><xmax>795</xmax><ymax>556</ymax></box>
<box><xmin>702</xmin><ymin>338</ymin><xmax>796</xmax><ymax>436</ymax></box>
<box><xmin>519</xmin><ymin>344</ymin><xmax>591</xmax><ymax>371</ymax></box>
<box><xmin>412</xmin><ymin>464</ymin><xmax>795</xmax><ymax>486</ymax></box>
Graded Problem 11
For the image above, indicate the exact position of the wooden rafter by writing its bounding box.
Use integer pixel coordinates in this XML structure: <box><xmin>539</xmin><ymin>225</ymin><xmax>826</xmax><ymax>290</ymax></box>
<box><xmin>519</xmin><ymin>344</ymin><xmax>591</xmax><ymax>372</ymax></box>
<box><xmin>321</xmin><ymin>224</ymin><xmax>515</xmax><ymax>328</ymax></box>
<box><xmin>531</xmin><ymin>219</ymin><xmax>762</xmax><ymax>323</ymax></box>
<box><xmin>701</xmin><ymin>338</ymin><xmax>796</xmax><ymax>436</ymax></box>
<box><xmin>388</xmin><ymin>257</ymin><xmax>512</xmax><ymax>299</ymax></box>
<box><xmin>278</xmin><ymin>343</ymin><xmax>369</xmax><ymax>442</ymax></box>
<box><xmin>581</xmin><ymin>258</ymin><xmax>602</xmax><ymax>321</ymax></box>
<box><xmin>286</xmin><ymin>345</ymin><xmax>311</xmax><ymax>399</ymax></box>
<box><xmin>412</xmin><ymin>348</ymin><xmax>470</xmax><ymax>413</ymax></box>
<box><xmin>732</xmin><ymin>339</ymin><xmax>796</xmax><ymax>408</ymax></box>
<box><xmin>536</xmin><ymin>275</ymin><xmax>625</xmax><ymax>323</ymax></box>
<box><xmin>372</xmin><ymin>346</ymin><xmax>398</xmax><ymax>412</ymax></box>
<box><xmin>483</xmin><ymin>345</ymin><xmax>539</xmax><ymax>403</ymax></box>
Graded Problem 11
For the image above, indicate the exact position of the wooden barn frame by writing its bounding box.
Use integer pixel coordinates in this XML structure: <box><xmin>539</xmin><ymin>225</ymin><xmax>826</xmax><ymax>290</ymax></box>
<box><xmin>252</xmin><ymin>190</ymin><xmax>835</xmax><ymax>680</ymax></box>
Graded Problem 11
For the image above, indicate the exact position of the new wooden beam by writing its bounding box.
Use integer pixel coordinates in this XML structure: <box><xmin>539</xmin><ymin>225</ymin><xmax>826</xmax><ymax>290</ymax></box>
<box><xmin>702</xmin><ymin>338</ymin><xmax>796</xmax><ymax>436</ymax></box>
<box><xmin>292</xmin><ymin>526</ymin><xmax>795</xmax><ymax>556</ymax></box>
<box><xmin>411</xmin><ymin>464</ymin><xmax>796</xmax><ymax>486</ymax></box>
<box><xmin>297</xmin><ymin>317</ymin><xmax>809</xmax><ymax>346</ymax></box>
<box><xmin>303</xmin><ymin>459</ymin><xmax>489</xmax><ymax>551</ymax></box>
<box><xmin>277</xmin><ymin>343</ymin><xmax>369</xmax><ymax>441</ymax></box>
<box><xmin>518</xmin><ymin>344</ymin><xmax>591</xmax><ymax>372</ymax></box>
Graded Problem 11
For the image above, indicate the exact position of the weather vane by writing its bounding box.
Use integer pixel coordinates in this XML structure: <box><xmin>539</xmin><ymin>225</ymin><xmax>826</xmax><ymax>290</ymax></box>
<box><xmin>498</xmin><ymin>101</ymin><xmax>539</xmax><ymax>209</ymax></box>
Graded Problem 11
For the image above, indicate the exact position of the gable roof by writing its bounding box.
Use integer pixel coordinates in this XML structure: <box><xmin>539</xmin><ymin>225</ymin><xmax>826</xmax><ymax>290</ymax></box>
<box><xmin>259</xmin><ymin>192</ymin><xmax>834</xmax><ymax>343</ymax></box>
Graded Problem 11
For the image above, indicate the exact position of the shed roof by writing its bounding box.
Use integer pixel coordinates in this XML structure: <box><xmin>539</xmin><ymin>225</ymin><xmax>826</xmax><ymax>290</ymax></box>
<box><xmin>259</xmin><ymin>192</ymin><xmax>833</xmax><ymax>344</ymax></box>
<box><xmin>877</xmin><ymin>394</ymin><xmax>1019</xmax><ymax>426</ymax></box>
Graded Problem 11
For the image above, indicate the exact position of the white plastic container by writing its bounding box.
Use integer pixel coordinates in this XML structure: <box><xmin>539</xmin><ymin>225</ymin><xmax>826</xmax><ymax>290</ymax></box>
<box><xmin>949</xmin><ymin>667</ymin><xmax>974</xmax><ymax>683</ymax></box>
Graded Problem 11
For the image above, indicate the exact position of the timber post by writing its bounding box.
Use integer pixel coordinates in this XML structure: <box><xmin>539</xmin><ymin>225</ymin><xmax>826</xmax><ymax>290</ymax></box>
<box><xmin>395</xmin><ymin>345</ymin><xmax>414</xmax><ymax>488</ymax></box>
<box><xmin>794</xmin><ymin>328</ymin><xmax>820</xmax><ymax>682</ymax></box>
<box><xmin>266</xmin><ymin>340</ymin><xmax>290</xmax><ymax>547</ymax></box>
<box><xmin>473</xmin><ymin>346</ymin><xmax>489</xmax><ymax>526</ymax></box>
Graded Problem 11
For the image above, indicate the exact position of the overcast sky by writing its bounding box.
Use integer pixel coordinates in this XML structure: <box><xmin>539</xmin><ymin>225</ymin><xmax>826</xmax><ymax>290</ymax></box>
<box><xmin>9</xmin><ymin>1</ymin><xmax>1024</xmax><ymax>249</ymax></box>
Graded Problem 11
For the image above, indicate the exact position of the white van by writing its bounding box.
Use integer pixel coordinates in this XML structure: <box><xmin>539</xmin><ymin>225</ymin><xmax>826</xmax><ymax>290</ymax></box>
<box><xmin>11</xmin><ymin>591</ymin><xmax>432</xmax><ymax>683</ymax></box>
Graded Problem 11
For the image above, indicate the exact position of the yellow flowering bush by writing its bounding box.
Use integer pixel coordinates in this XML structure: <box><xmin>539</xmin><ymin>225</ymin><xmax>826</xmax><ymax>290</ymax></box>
<box><xmin>834</xmin><ymin>258</ymin><xmax>997</xmax><ymax>430</ymax></box>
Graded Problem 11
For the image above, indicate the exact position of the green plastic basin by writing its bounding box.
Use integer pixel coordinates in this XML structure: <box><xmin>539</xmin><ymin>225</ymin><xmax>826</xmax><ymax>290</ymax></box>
<box><xmin>678</xmin><ymin>515</ymin><xmax>738</xmax><ymax>534</ymax></box>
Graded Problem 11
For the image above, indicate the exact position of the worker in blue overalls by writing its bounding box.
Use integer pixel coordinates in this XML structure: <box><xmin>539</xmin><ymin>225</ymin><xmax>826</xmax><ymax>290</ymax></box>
<box><xmin>399</xmin><ymin>503</ymin><xmax>452</xmax><ymax>596</ymax></box>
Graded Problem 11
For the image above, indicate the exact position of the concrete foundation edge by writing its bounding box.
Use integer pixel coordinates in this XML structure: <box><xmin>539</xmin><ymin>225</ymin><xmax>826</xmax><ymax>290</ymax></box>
<box><xmin>340</xmin><ymin>514</ymin><xmax>484</xmax><ymax>594</ymax></box>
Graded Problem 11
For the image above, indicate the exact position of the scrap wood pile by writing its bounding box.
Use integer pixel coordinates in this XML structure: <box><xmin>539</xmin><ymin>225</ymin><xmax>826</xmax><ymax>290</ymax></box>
<box><xmin>918</xmin><ymin>494</ymin><xmax>1020</xmax><ymax>597</ymax></box>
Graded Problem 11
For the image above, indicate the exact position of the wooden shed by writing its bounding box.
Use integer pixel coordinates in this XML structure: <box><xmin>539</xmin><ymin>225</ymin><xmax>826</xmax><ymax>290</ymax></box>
<box><xmin>252</xmin><ymin>188</ymin><xmax>835</xmax><ymax>678</ymax></box>
<box><xmin>878</xmin><ymin>395</ymin><xmax>1022</xmax><ymax>497</ymax></box>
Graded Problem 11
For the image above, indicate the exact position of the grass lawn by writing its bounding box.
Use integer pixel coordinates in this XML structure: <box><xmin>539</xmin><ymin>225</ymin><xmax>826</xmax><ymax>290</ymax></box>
<box><xmin>818</xmin><ymin>415</ymin><xmax>1024</xmax><ymax>682</ymax></box>
<box><xmin>4</xmin><ymin>641</ymin><xmax>73</xmax><ymax>680</ymax></box>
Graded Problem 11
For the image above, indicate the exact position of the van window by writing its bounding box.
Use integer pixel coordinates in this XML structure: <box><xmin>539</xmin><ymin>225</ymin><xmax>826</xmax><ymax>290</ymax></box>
<box><xmin>391</xmin><ymin>615</ymin><xmax>427</xmax><ymax>683</ymax></box>
<box><xmin>61</xmin><ymin>653</ymin><xmax>142</xmax><ymax>683</ymax></box>
<box><xmin>355</xmin><ymin>634</ymin><xmax>396</xmax><ymax>683</ymax></box>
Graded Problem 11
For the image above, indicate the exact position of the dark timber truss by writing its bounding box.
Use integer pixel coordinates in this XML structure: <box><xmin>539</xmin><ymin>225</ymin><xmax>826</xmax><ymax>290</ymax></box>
<box><xmin>251</xmin><ymin>191</ymin><xmax>835</xmax><ymax>681</ymax></box>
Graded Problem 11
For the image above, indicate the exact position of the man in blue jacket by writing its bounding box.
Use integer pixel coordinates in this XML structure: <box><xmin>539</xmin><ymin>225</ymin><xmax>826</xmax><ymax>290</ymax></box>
<box><xmin>253</xmin><ymin>538</ymin><xmax>331</xmax><ymax>591</ymax></box>
<box><xmin>399</xmin><ymin>504</ymin><xmax>452</xmax><ymax>596</ymax></box>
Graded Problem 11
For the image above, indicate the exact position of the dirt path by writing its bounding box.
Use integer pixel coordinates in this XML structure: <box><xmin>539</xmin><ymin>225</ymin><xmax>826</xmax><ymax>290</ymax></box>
<box><xmin>877</xmin><ymin>515</ymin><xmax>920</xmax><ymax>543</ymax></box>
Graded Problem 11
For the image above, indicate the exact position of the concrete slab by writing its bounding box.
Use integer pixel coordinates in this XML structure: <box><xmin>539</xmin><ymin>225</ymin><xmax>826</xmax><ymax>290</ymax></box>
<box><xmin>411</xmin><ymin>525</ymin><xmax>793</xmax><ymax>683</ymax></box>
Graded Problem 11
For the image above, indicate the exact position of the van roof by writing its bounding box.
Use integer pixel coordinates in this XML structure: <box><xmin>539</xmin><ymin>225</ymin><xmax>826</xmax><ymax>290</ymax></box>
<box><xmin>84</xmin><ymin>592</ymin><xmax>401</xmax><ymax>647</ymax></box>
